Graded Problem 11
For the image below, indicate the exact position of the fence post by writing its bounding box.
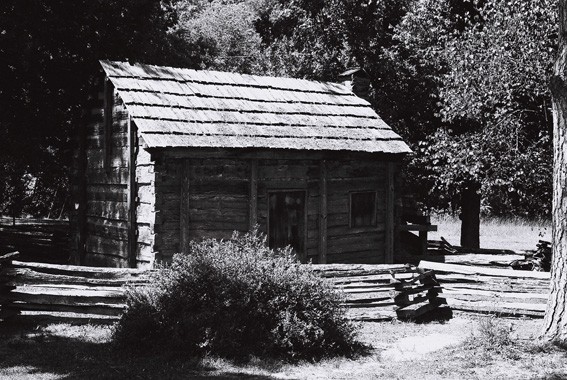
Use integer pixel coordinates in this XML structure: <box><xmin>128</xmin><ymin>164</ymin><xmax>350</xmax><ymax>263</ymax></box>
<box><xmin>392</xmin><ymin>269</ymin><xmax>451</xmax><ymax>321</ymax></box>
<box><xmin>0</xmin><ymin>251</ymin><xmax>20</xmax><ymax>322</ymax></box>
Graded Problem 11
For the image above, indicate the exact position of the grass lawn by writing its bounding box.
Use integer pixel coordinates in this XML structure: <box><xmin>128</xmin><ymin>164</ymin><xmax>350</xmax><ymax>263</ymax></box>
<box><xmin>1</xmin><ymin>315</ymin><xmax>566</xmax><ymax>380</ymax></box>
<box><xmin>430</xmin><ymin>214</ymin><xmax>551</xmax><ymax>252</ymax></box>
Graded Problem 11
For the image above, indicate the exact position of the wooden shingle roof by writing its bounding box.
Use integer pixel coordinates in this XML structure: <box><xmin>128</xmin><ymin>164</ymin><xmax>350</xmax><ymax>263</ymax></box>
<box><xmin>100</xmin><ymin>60</ymin><xmax>411</xmax><ymax>154</ymax></box>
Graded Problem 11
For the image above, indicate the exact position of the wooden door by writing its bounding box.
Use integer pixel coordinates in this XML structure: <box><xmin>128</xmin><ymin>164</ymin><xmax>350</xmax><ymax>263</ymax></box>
<box><xmin>268</xmin><ymin>191</ymin><xmax>306</xmax><ymax>259</ymax></box>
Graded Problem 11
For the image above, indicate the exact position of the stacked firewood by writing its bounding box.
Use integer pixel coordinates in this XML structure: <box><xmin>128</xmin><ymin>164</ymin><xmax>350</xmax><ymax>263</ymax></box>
<box><xmin>391</xmin><ymin>269</ymin><xmax>451</xmax><ymax>321</ymax></box>
<box><xmin>427</xmin><ymin>237</ymin><xmax>458</xmax><ymax>255</ymax></box>
<box><xmin>511</xmin><ymin>240</ymin><xmax>552</xmax><ymax>272</ymax></box>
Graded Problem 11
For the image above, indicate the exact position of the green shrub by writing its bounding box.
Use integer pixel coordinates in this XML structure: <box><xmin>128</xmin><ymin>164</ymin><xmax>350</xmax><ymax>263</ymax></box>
<box><xmin>113</xmin><ymin>229</ymin><xmax>360</xmax><ymax>361</ymax></box>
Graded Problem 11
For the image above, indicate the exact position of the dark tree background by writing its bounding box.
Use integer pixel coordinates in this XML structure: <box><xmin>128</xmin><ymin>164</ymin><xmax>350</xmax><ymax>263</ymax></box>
<box><xmin>0</xmin><ymin>0</ymin><xmax>556</xmax><ymax>247</ymax></box>
<box><xmin>0</xmin><ymin>0</ymin><xmax>199</xmax><ymax>218</ymax></box>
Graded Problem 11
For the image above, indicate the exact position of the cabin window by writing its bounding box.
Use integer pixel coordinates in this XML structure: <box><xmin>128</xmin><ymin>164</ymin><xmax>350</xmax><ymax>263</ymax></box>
<box><xmin>103</xmin><ymin>78</ymin><xmax>114</xmax><ymax>170</ymax></box>
<box><xmin>350</xmin><ymin>191</ymin><xmax>376</xmax><ymax>227</ymax></box>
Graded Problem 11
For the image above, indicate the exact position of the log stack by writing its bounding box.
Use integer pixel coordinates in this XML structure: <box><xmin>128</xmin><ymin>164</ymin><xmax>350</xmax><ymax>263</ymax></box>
<box><xmin>391</xmin><ymin>269</ymin><xmax>451</xmax><ymax>321</ymax></box>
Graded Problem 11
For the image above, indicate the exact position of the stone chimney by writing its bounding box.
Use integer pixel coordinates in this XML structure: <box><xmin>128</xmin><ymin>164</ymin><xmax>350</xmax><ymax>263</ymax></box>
<box><xmin>338</xmin><ymin>68</ymin><xmax>371</xmax><ymax>101</ymax></box>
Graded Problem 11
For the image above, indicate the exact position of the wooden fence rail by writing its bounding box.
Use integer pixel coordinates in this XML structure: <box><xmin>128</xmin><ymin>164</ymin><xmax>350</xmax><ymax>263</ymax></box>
<box><xmin>0</xmin><ymin>252</ymin><xmax>153</xmax><ymax>325</ymax></box>
<box><xmin>0</xmin><ymin>255</ymin><xmax>552</xmax><ymax>325</ymax></box>
<box><xmin>418</xmin><ymin>260</ymin><xmax>550</xmax><ymax>318</ymax></box>
<box><xmin>0</xmin><ymin>220</ymin><xmax>71</xmax><ymax>264</ymax></box>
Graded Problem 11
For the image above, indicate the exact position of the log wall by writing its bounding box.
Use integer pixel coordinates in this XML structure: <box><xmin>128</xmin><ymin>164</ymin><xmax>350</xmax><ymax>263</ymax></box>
<box><xmin>134</xmin><ymin>144</ymin><xmax>155</xmax><ymax>268</ymax></box>
<box><xmin>325</xmin><ymin>160</ymin><xmax>388</xmax><ymax>264</ymax></box>
<box><xmin>153</xmin><ymin>155</ymin><xmax>399</xmax><ymax>265</ymax></box>
<box><xmin>76</xmin><ymin>83</ymin><xmax>133</xmax><ymax>267</ymax></box>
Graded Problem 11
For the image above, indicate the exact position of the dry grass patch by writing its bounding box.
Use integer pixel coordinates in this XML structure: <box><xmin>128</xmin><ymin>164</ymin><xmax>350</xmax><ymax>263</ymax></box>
<box><xmin>431</xmin><ymin>214</ymin><xmax>551</xmax><ymax>251</ymax></box>
<box><xmin>1</xmin><ymin>316</ymin><xmax>566</xmax><ymax>379</ymax></box>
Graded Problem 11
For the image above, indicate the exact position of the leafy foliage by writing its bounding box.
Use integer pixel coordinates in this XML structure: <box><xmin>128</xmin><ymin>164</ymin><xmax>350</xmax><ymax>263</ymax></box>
<box><xmin>397</xmin><ymin>0</ymin><xmax>554</xmax><ymax>218</ymax></box>
<box><xmin>113</xmin><ymin>229</ymin><xmax>360</xmax><ymax>361</ymax></box>
<box><xmin>1</xmin><ymin>0</ymin><xmax>555</xmax><ymax>220</ymax></box>
<box><xmin>0</xmin><ymin>0</ymin><xmax>197</xmax><ymax>217</ymax></box>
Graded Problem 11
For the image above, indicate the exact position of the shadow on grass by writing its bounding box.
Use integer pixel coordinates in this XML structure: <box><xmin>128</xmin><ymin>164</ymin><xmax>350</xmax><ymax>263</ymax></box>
<box><xmin>0</xmin><ymin>324</ymin><xmax>291</xmax><ymax>380</ymax></box>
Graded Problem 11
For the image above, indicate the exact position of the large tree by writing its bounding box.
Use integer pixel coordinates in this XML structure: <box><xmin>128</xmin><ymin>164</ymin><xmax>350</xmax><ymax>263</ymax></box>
<box><xmin>397</xmin><ymin>0</ymin><xmax>555</xmax><ymax>248</ymax></box>
<box><xmin>543</xmin><ymin>0</ymin><xmax>567</xmax><ymax>344</ymax></box>
<box><xmin>0</xmin><ymin>0</ymin><xmax>198</xmax><ymax>218</ymax></box>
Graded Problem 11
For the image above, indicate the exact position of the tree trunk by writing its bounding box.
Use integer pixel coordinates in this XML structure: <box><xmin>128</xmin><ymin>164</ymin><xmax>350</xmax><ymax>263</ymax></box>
<box><xmin>542</xmin><ymin>0</ymin><xmax>567</xmax><ymax>343</ymax></box>
<box><xmin>460</xmin><ymin>183</ymin><xmax>480</xmax><ymax>249</ymax></box>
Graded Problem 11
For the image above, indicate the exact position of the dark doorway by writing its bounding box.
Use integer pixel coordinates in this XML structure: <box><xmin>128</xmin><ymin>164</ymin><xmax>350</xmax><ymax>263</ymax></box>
<box><xmin>268</xmin><ymin>191</ymin><xmax>306</xmax><ymax>259</ymax></box>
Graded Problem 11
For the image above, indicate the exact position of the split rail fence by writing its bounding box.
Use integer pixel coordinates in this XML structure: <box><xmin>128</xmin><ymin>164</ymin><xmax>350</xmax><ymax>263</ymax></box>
<box><xmin>0</xmin><ymin>252</ymin><xmax>152</xmax><ymax>325</ymax></box>
<box><xmin>0</xmin><ymin>253</ymin><xmax>552</xmax><ymax>325</ymax></box>
<box><xmin>419</xmin><ymin>260</ymin><xmax>550</xmax><ymax>318</ymax></box>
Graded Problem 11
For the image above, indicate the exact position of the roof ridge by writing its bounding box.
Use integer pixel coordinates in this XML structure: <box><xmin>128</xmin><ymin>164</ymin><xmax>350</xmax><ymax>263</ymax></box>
<box><xmin>100</xmin><ymin>60</ymin><xmax>352</xmax><ymax>94</ymax></box>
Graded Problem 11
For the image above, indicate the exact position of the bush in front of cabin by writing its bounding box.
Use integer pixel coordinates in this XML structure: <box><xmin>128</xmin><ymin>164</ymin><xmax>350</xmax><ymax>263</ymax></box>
<box><xmin>113</xmin><ymin>229</ymin><xmax>361</xmax><ymax>361</ymax></box>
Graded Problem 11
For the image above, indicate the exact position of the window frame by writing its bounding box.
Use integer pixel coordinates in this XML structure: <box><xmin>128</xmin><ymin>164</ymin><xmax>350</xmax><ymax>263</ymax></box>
<box><xmin>349</xmin><ymin>191</ymin><xmax>378</xmax><ymax>228</ymax></box>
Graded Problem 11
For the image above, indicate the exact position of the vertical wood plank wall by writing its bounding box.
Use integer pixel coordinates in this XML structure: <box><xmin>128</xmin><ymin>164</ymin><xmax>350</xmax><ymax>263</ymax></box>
<box><xmin>152</xmin><ymin>156</ymin><xmax>395</xmax><ymax>265</ymax></box>
<box><xmin>80</xmin><ymin>88</ymin><xmax>131</xmax><ymax>267</ymax></box>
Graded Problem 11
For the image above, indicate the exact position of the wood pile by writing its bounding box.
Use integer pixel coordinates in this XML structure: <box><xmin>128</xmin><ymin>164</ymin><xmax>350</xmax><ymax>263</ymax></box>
<box><xmin>427</xmin><ymin>238</ymin><xmax>458</xmax><ymax>255</ymax></box>
<box><xmin>511</xmin><ymin>240</ymin><xmax>552</xmax><ymax>272</ymax></box>
<box><xmin>0</xmin><ymin>219</ymin><xmax>70</xmax><ymax>264</ymax></box>
<box><xmin>418</xmin><ymin>261</ymin><xmax>549</xmax><ymax>318</ymax></box>
<box><xmin>392</xmin><ymin>269</ymin><xmax>451</xmax><ymax>321</ymax></box>
<box><xmin>0</xmin><ymin>252</ymin><xmax>152</xmax><ymax>325</ymax></box>
<box><xmin>314</xmin><ymin>264</ymin><xmax>429</xmax><ymax>321</ymax></box>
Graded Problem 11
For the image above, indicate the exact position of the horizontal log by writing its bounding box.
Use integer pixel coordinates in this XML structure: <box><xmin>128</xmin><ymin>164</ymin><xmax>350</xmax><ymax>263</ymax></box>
<box><xmin>10</xmin><ymin>260</ymin><xmax>151</xmax><ymax>278</ymax></box>
<box><xmin>10</xmin><ymin>311</ymin><xmax>120</xmax><ymax>325</ymax></box>
<box><xmin>327</xmin><ymin>250</ymin><xmax>385</xmax><ymax>264</ymax></box>
<box><xmin>340</xmin><ymin>286</ymin><xmax>396</xmax><ymax>294</ymax></box>
<box><xmin>0</xmin><ymin>251</ymin><xmax>19</xmax><ymax>262</ymax></box>
<box><xmin>442</xmin><ymin>291</ymin><xmax>547</xmax><ymax>305</ymax></box>
<box><xmin>86</xmin><ymin>184</ymin><xmax>128</xmax><ymax>202</ymax></box>
<box><xmin>398</xmin><ymin>224</ymin><xmax>438</xmax><ymax>232</ymax></box>
<box><xmin>86</xmin><ymin>147</ymin><xmax>130</xmax><ymax>169</ymax></box>
<box><xmin>446</xmin><ymin>298</ymin><xmax>545</xmax><ymax>317</ymax></box>
<box><xmin>3</xmin><ymin>286</ymin><xmax>125</xmax><ymax>303</ymax></box>
<box><xmin>87</xmin><ymin>200</ymin><xmax>129</xmax><ymax>221</ymax></box>
<box><xmin>85</xmin><ymin>235</ymin><xmax>129</xmax><ymax>258</ymax></box>
<box><xmin>1</xmin><ymin>267</ymin><xmax>150</xmax><ymax>286</ymax></box>
<box><xmin>343</xmin><ymin>293</ymin><xmax>392</xmax><ymax>303</ymax></box>
<box><xmin>343</xmin><ymin>300</ymin><xmax>396</xmax><ymax>308</ymax></box>
<box><xmin>258</xmin><ymin>163</ymin><xmax>317</xmax><ymax>180</ymax></box>
<box><xmin>439</xmin><ymin>253</ymin><xmax>526</xmax><ymax>267</ymax></box>
<box><xmin>438</xmin><ymin>280</ymin><xmax>549</xmax><ymax>295</ymax></box>
<box><xmin>6</xmin><ymin>301</ymin><xmax>125</xmax><ymax>316</ymax></box>
<box><xmin>312</xmin><ymin>264</ymin><xmax>414</xmax><ymax>277</ymax></box>
<box><xmin>86</xmin><ymin>168</ymin><xmax>129</xmax><ymax>185</ymax></box>
<box><xmin>86</xmin><ymin>133</ymin><xmax>128</xmax><ymax>149</ymax></box>
<box><xmin>418</xmin><ymin>261</ymin><xmax>550</xmax><ymax>279</ymax></box>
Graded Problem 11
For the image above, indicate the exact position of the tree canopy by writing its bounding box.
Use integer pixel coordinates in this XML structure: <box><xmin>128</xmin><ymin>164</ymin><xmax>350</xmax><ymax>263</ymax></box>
<box><xmin>0</xmin><ymin>0</ymin><xmax>557</xmax><ymax>221</ymax></box>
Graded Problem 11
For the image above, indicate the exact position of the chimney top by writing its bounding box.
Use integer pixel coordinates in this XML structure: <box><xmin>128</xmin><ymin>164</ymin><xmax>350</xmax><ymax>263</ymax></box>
<box><xmin>338</xmin><ymin>68</ymin><xmax>370</xmax><ymax>100</ymax></box>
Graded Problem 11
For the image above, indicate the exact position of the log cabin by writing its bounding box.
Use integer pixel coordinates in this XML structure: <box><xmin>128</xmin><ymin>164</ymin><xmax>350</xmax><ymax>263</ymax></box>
<box><xmin>70</xmin><ymin>61</ymin><xmax>412</xmax><ymax>268</ymax></box>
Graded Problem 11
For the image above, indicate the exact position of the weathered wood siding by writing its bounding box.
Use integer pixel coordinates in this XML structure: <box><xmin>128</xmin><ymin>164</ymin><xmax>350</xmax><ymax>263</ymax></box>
<box><xmin>257</xmin><ymin>159</ymin><xmax>319</xmax><ymax>263</ymax></box>
<box><xmin>80</xmin><ymin>86</ymin><xmax>131</xmax><ymax>267</ymax></box>
<box><xmin>325</xmin><ymin>160</ymin><xmax>388</xmax><ymax>264</ymax></box>
<box><xmin>153</xmin><ymin>158</ymin><xmax>249</xmax><ymax>262</ymax></box>
<box><xmin>152</xmin><ymin>155</ymin><xmax>397</xmax><ymax>265</ymax></box>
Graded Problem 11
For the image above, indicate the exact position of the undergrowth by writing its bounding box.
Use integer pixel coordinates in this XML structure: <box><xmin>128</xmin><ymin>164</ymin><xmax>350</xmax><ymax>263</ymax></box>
<box><xmin>113</xmin><ymin>228</ymin><xmax>362</xmax><ymax>362</ymax></box>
